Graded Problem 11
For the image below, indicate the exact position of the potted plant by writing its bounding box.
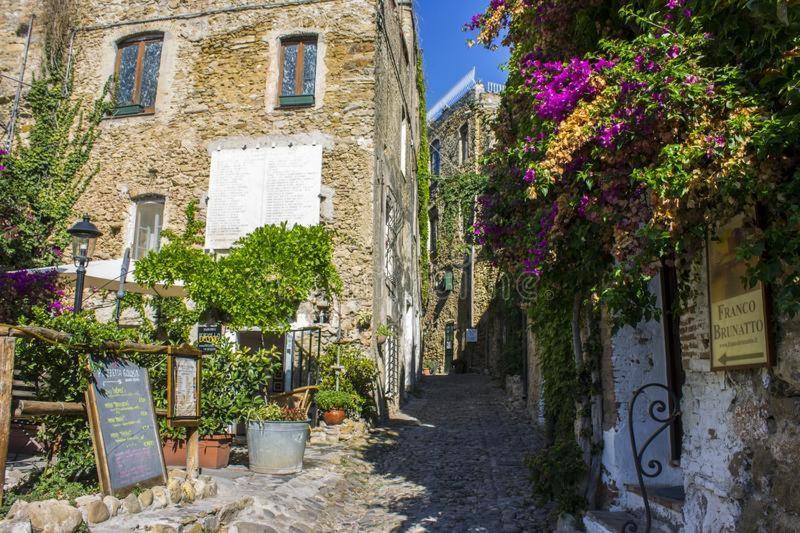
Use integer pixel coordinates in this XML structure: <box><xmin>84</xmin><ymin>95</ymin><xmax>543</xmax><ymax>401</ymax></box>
<box><xmin>315</xmin><ymin>389</ymin><xmax>358</xmax><ymax>425</ymax></box>
<box><xmin>160</xmin><ymin>339</ymin><xmax>281</xmax><ymax>469</ymax></box>
<box><xmin>422</xmin><ymin>357</ymin><xmax>437</xmax><ymax>376</ymax></box>
<box><xmin>375</xmin><ymin>323</ymin><xmax>393</xmax><ymax>345</ymax></box>
<box><xmin>246</xmin><ymin>402</ymin><xmax>310</xmax><ymax>474</ymax></box>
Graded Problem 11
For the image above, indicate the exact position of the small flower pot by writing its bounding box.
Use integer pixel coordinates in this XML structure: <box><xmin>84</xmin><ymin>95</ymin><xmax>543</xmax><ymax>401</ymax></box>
<box><xmin>376</xmin><ymin>334</ymin><xmax>388</xmax><ymax>345</ymax></box>
<box><xmin>199</xmin><ymin>434</ymin><xmax>233</xmax><ymax>469</ymax></box>
<box><xmin>422</xmin><ymin>368</ymin><xmax>432</xmax><ymax>376</ymax></box>
<box><xmin>163</xmin><ymin>435</ymin><xmax>233</xmax><ymax>469</ymax></box>
<box><xmin>322</xmin><ymin>408</ymin><xmax>346</xmax><ymax>425</ymax></box>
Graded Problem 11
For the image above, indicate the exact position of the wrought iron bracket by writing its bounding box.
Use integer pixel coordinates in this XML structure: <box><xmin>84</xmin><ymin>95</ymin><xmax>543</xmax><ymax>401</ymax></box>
<box><xmin>622</xmin><ymin>383</ymin><xmax>681</xmax><ymax>533</ymax></box>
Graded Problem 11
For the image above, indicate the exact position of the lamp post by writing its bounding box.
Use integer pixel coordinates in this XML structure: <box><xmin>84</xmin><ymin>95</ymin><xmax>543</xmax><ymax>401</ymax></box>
<box><xmin>67</xmin><ymin>214</ymin><xmax>101</xmax><ymax>313</ymax></box>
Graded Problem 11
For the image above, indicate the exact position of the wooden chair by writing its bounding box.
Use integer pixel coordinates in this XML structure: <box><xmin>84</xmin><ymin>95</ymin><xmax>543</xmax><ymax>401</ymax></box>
<box><xmin>270</xmin><ymin>385</ymin><xmax>319</xmax><ymax>419</ymax></box>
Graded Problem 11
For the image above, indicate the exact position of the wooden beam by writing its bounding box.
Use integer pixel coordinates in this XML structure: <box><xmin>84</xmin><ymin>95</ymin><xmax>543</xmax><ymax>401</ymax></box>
<box><xmin>0</xmin><ymin>338</ymin><xmax>16</xmax><ymax>506</ymax></box>
<box><xmin>13</xmin><ymin>400</ymin><xmax>167</xmax><ymax>419</ymax></box>
<box><xmin>185</xmin><ymin>426</ymin><xmax>200</xmax><ymax>478</ymax></box>
<box><xmin>0</xmin><ymin>325</ymin><xmax>199</xmax><ymax>357</ymax></box>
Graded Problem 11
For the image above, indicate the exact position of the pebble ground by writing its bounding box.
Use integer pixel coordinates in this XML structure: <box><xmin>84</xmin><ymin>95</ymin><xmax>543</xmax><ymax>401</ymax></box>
<box><xmin>327</xmin><ymin>373</ymin><xmax>553</xmax><ymax>532</ymax></box>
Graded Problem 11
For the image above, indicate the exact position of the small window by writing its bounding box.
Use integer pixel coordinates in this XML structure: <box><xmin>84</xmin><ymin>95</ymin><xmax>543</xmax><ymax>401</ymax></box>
<box><xmin>431</xmin><ymin>140</ymin><xmax>441</xmax><ymax>176</ymax></box>
<box><xmin>279</xmin><ymin>37</ymin><xmax>318</xmax><ymax>107</ymax></box>
<box><xmin>113</xmin><ymin>34</ymin><xmax>163</xmax><ymax>116</ymax></box>
<box><xmin>430</xmin><ymin>210</ymin><xmax>438</xmax><ymax>256</ymax></box>
<box><xmin>459</xmin><ymin>123</ymin><xmax>469</xmax><ymax>165</ymax></box>
<box><xmin>132</xmin><ymin>197</ymin><xmax>164</xmax><ymax>260</ymax></box>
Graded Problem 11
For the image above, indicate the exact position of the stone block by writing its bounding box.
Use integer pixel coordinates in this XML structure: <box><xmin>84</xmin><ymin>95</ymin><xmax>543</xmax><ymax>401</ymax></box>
<box><xmin>181</xmin><ymin>481</ymin><xmax>197</xmax><ymax>503</ymax></box>
<box><xmin>151</xmin><ymin>486</ymin><xmax>169</xmax><ymax>509</ymax></box>
<box><xmin>121</xmin><ymin>493</ymin><xmax>142</xmax><ymax>514</ymax></box>
<box><xmin>181</xmin><ymin>523</ymin><xmax>203</xmax><ymax>533</ymax></box>
<box><xmin>103</xmin><ymin>495</ymin><xmax>121</xmax><ymax>517</ymax></box>
<box><xmin>218</xmin><ymin>498</ymin><xmax>252</xmax><ymax>524</ymax></box>
<box><xmin>201</xmin><ymin>515</ymin><xmax>219</xmax><ymax>531</ymax></box>
<box><xmin>25</xmin><ymin>500</ymin><xmax>82</xmax><ymax>533</ymax></box>
<box><xmin>167</xmin><ymin>479</ymin><xmax>183</xmax><ymax>504</ymax></box>
<box><xmin>146</xmin><ymin>525</ymin><xmax>177</xmax><ymax>533</ymax></box>
<box><xmin>138</xmin><ymin>488</ymin><xmax>154</xmax><ymax>508</ymax></box>
<box><xmin>168</xmin><ymin>469</ymin><xmax>188</xmax><ymax>481</ymax></box>
<box><xmin>0</xmin><ymin>518</ymin><xmax>31</xmax><ymax>533</ymax></box>
<box><xmin>84</xmin><ymin>500</ymin><xmax>109</xmax><ymax>524</ymax></box>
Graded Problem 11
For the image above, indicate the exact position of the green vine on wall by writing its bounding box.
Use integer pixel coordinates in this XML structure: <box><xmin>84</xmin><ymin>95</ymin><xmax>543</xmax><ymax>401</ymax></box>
<box><xmin>416</xmin><ymin>54</ymin><xmax>431</xmax><ymax>305</ymax></box>
<box><xmin>434</xmin><ymin>172</ymin><xmax>488</xmax><ymax>261</ymax></box>
<box><xmin>135</xmin><ymin>202</ymin><xmax>342</xmax><ymax>332</ymax></box>
<box><xmin>0</xmin><ymin>30</ymin><xmax>113</xmax><ymax>270</ymax></box>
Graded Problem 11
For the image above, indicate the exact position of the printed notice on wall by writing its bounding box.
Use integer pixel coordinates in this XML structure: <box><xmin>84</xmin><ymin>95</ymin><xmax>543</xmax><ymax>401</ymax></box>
<box><xmin>205</xmin><ymin>145</ymin><xmax>323</xmax><ymax>249</ymax></box>
<box><xmin>708</xmin><ymin>213</ymin><xmax>772</xmax><ymax>370</ymax></box>
<box><xmin>173</xmin><ymin>356</ymin><xmax>198</xmax><ymax>418</ymax></box>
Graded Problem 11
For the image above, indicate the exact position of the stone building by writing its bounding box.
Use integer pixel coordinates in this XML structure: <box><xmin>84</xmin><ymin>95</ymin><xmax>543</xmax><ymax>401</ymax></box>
<box><xmin>423</xmin><ymin>69</ymin><xmax>524</xmax><ymax>377</ymax></box>
<box><xmin>1</xmin><ymin>0</ymin><xmax>424</xmax><ymax>414</ymax></box>
<box><xmin>523</xmin><ymin>240</ymin><xmax>800</xmax><ymax>529</ymax></box>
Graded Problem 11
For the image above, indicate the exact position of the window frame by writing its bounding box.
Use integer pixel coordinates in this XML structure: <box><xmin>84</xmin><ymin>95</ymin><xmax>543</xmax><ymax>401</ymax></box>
<box><xmin>278</xmin><ymin>36</ymin><xmax>318</xmax><ymax>108</ymax></box>
<box><xmin>113</xmin><ymin>33</ymin><xmax>164</xmax><ymax>116</ymax></box>
<box><xmin>459</xmin><ymin>123</ymin><xmax>469</xmax><ymax>165</ymax></box>
<box><xmin>131</xmin><ymin>196</ymin><xmax>165</xmax><ymax>260</ymax></box>
<box><xmin>431</xmin><ymin>139</ymin><xmax>441</xmax><ymax>176</ymax></box>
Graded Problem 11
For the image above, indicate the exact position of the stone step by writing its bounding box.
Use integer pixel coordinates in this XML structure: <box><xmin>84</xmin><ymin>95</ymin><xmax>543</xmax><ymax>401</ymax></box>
<box><xmin>623</xmin><ymin>484</ymin><xmax>684</xmax><ymax>529</ymax></box>
<box><xmin>584</xmin><ymin>510</ymin><xmax>677</xmax><ymax>533</ymax></box>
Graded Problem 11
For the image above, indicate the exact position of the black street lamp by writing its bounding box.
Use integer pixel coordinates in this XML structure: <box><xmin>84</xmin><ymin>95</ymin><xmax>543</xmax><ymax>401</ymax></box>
<box><xmin>67</xmin><ymin>214</ymin><xmax>101</xmax><ymax>313</ymax></box>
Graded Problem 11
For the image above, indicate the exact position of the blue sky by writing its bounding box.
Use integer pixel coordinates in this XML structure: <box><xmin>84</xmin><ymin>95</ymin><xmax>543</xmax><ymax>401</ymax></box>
<box><xmin>415</xmin><ymin>0</ymin><xmax>510</xmax><ymax>109</ymax></box>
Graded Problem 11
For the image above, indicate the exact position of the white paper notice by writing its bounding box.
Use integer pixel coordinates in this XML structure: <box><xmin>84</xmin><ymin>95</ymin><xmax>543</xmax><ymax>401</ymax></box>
<box><xmin>205</xmin><ymin>145</ymin><xmax>323</xmax><ymax>250</ymax></box>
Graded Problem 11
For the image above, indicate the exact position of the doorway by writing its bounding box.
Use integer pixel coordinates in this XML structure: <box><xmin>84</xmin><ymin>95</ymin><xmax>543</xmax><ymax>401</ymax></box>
<box><xmin>444</xmin><ymin>322</ymin><xmax>454</xmax><ymax>373</ymax></box>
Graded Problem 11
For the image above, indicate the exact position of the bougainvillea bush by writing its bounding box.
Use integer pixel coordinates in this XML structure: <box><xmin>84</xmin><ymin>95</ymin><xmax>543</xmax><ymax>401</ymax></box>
<box><xmin>472</xmin><ymin>0</ymin><xmax>798</xmax><ymax>323</ymax></box>
<box><xmin>467</xmin><ymin>0</ymin><xmax>798</xmax><ymax>512</ymax></box>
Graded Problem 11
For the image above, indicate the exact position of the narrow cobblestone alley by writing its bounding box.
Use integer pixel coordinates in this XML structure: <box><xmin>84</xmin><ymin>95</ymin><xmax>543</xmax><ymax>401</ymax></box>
<box><xmin>334</xmin><ymin>374</ymin><xmax>553</xmax><ymax>532</ymax></box>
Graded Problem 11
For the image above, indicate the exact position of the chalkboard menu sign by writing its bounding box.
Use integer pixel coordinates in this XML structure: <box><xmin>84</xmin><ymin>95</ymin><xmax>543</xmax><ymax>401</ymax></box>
<box><xmin>197</xmin><ymin>324</ymin><xmax>222</xmax><ymax>354</ymax></box>
<box><xmin>85</xmin><ymin>358</ymin><xmax>167</xmax><ymax>496</ymax></box>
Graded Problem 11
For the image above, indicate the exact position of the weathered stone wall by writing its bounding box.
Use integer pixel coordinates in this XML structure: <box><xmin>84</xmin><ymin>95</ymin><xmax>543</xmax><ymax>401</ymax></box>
<box><xmin>0</xmin><ymin>0</ymin><xmax>44</xmax><ymax>145</ymax></box>
<box><xmin>13</xmin><ymin>0</ymin><xmax>422</xmax><ymax>412</ymax></box>
<box><xmin>677</xmin><ymin>252</ymin><xmax>800</xmax><ymax>532</ymax></box>
<box><xmin>370</xmin><ymin>0</ymin><xmax>421</xmax><ymax>408</ymax></box>
<box><xmin>424</xmin><ymin>84</ymin><xmax>511</xmax><ymax>376</ymax></box>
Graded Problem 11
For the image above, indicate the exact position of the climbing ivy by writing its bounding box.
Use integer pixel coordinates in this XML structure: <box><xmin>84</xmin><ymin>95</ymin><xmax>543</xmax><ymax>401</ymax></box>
<box><xmin>416</xmin><ymin>55</ymin><xmax>431</xmax><ymax>305</ymax></box>
<box><xmin>434</xmin><ymin>172</ymin><xmax>488</xmax><ymax>261</ymax></box>
<box><xmin>0</xmin><ymin>53</ymin><xmax>112</xmax><ymax>270</ymax></box>
<box><xmin>135</xmin><ymin>202</ymin><xmax>342</xmax><ymax>332</ymax></box>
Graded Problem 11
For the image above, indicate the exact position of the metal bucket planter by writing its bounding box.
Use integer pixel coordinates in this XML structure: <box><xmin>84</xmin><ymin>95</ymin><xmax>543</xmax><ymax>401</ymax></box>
<box><xmin>247</xmin><ymin>420</ymin><xmax>310</xmax><ymax>474</ymax></box>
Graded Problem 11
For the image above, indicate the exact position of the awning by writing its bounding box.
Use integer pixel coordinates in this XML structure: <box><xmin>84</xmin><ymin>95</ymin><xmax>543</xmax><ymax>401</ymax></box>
<box><xmin>22</xmin><ymin>259</ymin><xmax>186</xmax><ymax>298</ymax></box>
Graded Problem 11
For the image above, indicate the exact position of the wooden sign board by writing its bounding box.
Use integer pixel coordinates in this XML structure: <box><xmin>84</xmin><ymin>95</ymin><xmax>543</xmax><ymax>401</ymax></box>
<box><xmin>85</xmin><ymin>358</ymin><xmax>167</xmax><ymax>497</ymax></box>
<box><xmin>197</xmin><ymin>324</ymin><xmax>221</xmax><ymax>355</ymax></box>
<box><xmin>707</xmin><ymin>213</ymin><xmax>773</xmax><ymax>371</ymax></box>
<box><xmin>167</xmin><ymin>353</ymin><xmax>201</xmax><ymax>427</ymax></box>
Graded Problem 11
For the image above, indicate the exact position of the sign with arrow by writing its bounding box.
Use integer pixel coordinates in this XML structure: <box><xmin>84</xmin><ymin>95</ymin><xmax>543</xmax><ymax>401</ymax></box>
<box><xmin>708</xmin><ymin>214</ymin><xmax>773</xmax><ymax>371</ymax></box>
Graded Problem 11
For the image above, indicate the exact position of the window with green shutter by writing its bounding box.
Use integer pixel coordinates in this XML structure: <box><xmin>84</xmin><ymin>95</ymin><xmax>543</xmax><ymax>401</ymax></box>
<box><xmin>278</xmin><ymin>37</ymin><xmax>318</xmax><ymax>108</ymax></box>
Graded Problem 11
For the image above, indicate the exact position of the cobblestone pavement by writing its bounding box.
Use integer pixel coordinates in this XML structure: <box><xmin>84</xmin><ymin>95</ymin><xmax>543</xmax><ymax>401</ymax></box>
<box><xmin>333</xmin><ymin>373</ymin><xmax>552</xmax><ymax>532</ymax></box>
<box><xmin>92</xmin><ymin>374</ymin><xmax>551</xmax><ymax>532</ymax></box>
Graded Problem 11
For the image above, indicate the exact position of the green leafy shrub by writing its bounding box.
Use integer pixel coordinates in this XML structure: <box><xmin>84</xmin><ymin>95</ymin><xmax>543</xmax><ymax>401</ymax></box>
<box><xmin>136</xmin><ymin>204</ymin><xmax>342</xmax><ymax>332</ymax></box>
<box><xmin>247</xmin><ymin>402</ymin><xmax>307</xmax><ymax>422</ymax></box>
<box><xmin>526</xmin><ymin>439</ymin><xmax>587</xmax><ymax>515</ymax></box>
<box><xmin>318</xmin><ymin>344</ymin><xmax>378</xmax><ymax>418</ymax></box>
<box><xmin>315</xmin><ymin>389</ymin><xmax>359</xmax><ymax>412</ymax></box>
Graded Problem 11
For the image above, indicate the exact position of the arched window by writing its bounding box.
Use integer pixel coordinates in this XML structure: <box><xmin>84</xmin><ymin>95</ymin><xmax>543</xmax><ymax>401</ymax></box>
<box><xmin>114</xmin><ymin>33</ymin><xmax>163</xmax><ymax>115</ymax></box>
<box><xmin>132</xmin><ymin>196</ymin><xmax>164</xmax><ymax>259</ymax></box>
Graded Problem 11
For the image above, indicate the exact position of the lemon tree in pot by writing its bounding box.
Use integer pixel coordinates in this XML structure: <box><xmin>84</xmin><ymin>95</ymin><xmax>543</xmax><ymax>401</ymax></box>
<box><xmin>246</xmin><ymin>402</ymin><xmax>310</xmax><ymax>474</ymax></box>
<box><xmin>315</xmin><ymin>389</ymin><xmax>359</xmax><ymax>425</ymax></box>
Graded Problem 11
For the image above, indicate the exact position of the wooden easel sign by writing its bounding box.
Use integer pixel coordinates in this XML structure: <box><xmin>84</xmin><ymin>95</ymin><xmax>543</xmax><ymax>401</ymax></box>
<box><xmin>167</xmin><ymin>352</ymin><xmax>201</xmax><ymax>427</ymax></box>
<box><xmin>85</xmin><ymin>357</ymin><xmax>167</xmax><ymax>496</ymax></box>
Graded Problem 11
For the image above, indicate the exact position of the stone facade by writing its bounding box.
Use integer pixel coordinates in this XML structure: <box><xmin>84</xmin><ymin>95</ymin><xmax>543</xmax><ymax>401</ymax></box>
<box><xmin>423</xmin><ymin>79</ymin><xmax>525</xmax><ymax>377</ymax></box>
<box><xmin>523</xmin><ymin>252</ymin><xmax>800</xmax><ymax>530</ymax></box>
<box><xmin>2</xmin><ymin>0</ymin><xmax>422</xmax><ymax>413</ymax></box>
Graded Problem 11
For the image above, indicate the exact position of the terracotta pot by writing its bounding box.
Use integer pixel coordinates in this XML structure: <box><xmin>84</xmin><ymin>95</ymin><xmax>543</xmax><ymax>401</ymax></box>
<box><xmin>376</xmin><ymin>334</ymin><xmax>387</xmax><ymax>345</ymax></box>
<box><xmin>162</xmin><ymin>435</ymin><xmax>233</xmax><ymax>469</ymax></box>
<box><xmin>422</xmin><ymin>368</ymin><xmax>432</xmax><ymax>376</ymax></box>
<box><xmin>199</xmin><ymin>434</ymin><xmax>233</xmax><ymax>469</ymax></box>
<box><xmin>322</xmin><ymin>408</ymin><xmax>346</xmax><ymax>425</ymax></box>
<box><xmin>162</xmin><ymin>438</ymin><xmax>187</xmax><ymax>467</ymax></box>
